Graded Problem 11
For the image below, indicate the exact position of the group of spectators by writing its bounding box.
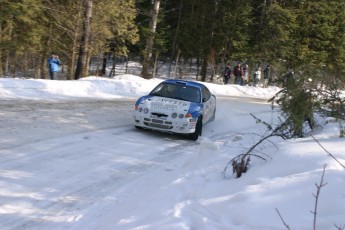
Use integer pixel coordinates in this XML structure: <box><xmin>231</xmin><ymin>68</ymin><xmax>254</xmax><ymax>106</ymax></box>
<box><xmin>223</xmin><ymin>63</ymin><xmax>271</xmax><ymax>87</ymax></box>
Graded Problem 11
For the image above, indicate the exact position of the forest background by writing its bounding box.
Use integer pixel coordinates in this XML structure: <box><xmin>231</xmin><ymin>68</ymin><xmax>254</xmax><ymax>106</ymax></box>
<box><xmin>1</xmin><ymin>0</ymin><xmax>345</xmax><ymax>86</ymax></box>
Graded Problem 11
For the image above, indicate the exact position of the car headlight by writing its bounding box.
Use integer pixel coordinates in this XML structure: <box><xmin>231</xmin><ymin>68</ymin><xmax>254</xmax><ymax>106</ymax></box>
<box><xmin>178</xmin><ymin>114</ymin><xmax>184</xmax><ymax>119</ymax></box>
<box><xmin>143</xmin><ymin>108</ymin><xmax>149</xmax><ymax>114</ymax></box>
<box><xmin>138</xmin><ymin>107</ymin><xmax>143</xmax><ymax>112</ymax></box>
<box><xmin>185</xmin><ymin>113</ymin><xmax>192</xmax><ymax>118</ymax></box>
<box><xmin>172</xmin><ymin>112</ymin><xmax>177</xmax><ymax>118</ymax></box>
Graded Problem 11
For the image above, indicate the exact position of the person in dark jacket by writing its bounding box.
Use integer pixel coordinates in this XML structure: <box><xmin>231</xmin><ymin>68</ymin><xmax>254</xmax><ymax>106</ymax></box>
<box><xmin>263</xmin><ymin>65</ymin><xmax>270</xmax><ymax>88</ymax></box>
<box><xmin>223</xmin><ymin>63</ymin><xmax>231</xmax><ymax>85</ymax></box>
<box><xmin>233</xmin><ymin>63</ymin><xmax>244</xmax><ymax>85</ymax></box>
<box><xmin>47</xmin><ymin>53</ymin><xmax>61</xmax><ymax>80</ymax></box>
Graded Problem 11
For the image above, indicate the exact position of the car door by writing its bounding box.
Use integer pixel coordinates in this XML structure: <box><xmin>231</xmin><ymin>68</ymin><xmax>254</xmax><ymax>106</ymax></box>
<box><xmin>202</xmin><ymin>86</ymin><xmax>213</xmax><ymax>122</ymax></box>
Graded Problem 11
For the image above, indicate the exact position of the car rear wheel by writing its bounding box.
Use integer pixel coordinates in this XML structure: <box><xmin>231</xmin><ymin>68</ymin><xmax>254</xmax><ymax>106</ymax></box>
<box><xmin>189</xmin><ymin>117</ymin><xmax>202</xmax><ymax>141</ymax></box>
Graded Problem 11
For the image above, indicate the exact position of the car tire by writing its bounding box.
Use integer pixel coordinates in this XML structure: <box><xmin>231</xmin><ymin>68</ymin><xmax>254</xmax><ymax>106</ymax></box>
<box><xmin>189</xmin><ymin>117</ymin><xmax>202</xmax><ymax>141</ymax></box>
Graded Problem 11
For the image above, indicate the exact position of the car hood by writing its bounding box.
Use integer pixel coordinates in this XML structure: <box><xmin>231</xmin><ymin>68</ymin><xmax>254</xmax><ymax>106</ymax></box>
<box><xmin>142</xmin><ymin>96</ymin><xmax>190</xmax><ymax>113</ymax></box>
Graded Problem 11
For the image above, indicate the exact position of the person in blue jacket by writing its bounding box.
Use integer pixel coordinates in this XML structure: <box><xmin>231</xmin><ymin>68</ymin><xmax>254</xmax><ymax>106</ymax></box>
<box><xmin>48</xmin><ymin>53</ymin><xmax>61</xmax><ymax>80</ymax></box>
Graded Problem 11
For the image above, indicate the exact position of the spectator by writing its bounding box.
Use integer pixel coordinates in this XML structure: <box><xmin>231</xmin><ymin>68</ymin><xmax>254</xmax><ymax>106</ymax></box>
<box><xmin>47</xmin><ymin>53</ymin><xmax>61</xmax><ymax>80</ymax></box>
<box><xmin>243</xmin><ymin>64</ymin><xmax>249</xmax><ymax>85</ymax></box>
<box><xmin>233</xmin><ymin>63</ymin><xmax>244</xmax><ymax>85</ymax></box>
<box><xmin>263</xmin><ymin>65</ymin><xmax>270</xmax><ymax>88</ymax></box>
<box><xmin>253</xmin><ymin>67</ymin><xmax>261</xmax><ymax>87</ymax></box>
<box><xmin>223</xmin><ymin>63</ymin><xmax>231</xmax><ymax>85</ymax></box>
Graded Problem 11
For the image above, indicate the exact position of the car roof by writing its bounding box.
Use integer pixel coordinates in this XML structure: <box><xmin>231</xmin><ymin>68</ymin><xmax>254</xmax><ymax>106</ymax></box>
<box><xmin>162</xmin><ymin>79</ymin><xmax>204</xmax><ymax>90</ymax></box>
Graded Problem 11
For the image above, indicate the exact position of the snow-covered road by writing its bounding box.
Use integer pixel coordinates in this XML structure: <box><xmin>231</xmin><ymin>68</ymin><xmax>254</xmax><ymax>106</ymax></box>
<box><xmin>0</xmin><ymin>99</ymin><xmax>135</xmax><ymax>149</ymax></box>
<box><xmin>0</xmin><ymin>98</ymin><xmax>277</xmax><ymax>230</ymax></box>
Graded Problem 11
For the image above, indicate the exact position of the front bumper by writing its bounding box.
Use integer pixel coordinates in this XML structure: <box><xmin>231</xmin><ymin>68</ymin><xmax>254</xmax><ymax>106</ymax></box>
<box><xmin>134</xmin><ymin>112</ymin><xmax>197</xmax><ymax>134</ymax></box>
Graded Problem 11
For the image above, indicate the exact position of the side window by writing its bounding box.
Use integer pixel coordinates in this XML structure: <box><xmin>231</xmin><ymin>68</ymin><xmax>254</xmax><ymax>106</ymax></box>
<box><xmin>202</xmin><ymin>86</ymin><xmax>211</xmax><ymax>102</ymax></box>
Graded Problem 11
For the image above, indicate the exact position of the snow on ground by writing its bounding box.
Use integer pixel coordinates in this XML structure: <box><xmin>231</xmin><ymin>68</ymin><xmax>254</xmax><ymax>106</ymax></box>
<box><xmin>0</xmin><ymin>75</ymin><xmax>344</xmax><ymax>230</ymax></box>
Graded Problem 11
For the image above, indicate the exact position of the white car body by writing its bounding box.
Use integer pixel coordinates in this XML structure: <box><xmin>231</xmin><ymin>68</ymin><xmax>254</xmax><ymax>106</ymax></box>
<box><xmin>133</xmin><ymin>80</ymin><xmax>216</xmax><ymax>140</ymax></box>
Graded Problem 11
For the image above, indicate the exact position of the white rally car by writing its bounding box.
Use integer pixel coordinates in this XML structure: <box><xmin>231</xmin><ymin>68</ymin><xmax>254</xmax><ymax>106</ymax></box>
<box><xmin>134</xmin><ymin>79</ymin><xmax>216</xmax><ymax>140</ymax></box>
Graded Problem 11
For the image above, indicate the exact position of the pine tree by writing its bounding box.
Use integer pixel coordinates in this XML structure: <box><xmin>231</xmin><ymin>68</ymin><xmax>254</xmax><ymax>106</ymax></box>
<box><xmin>270</xmin><ymin>73</ymin><xmax>319</xmax><ymax>138</ymax></box>
<box><xmin>250</xmin><ymin>0</ymin><xmax>298</xmax><ymax>67</ymax></box>
<box><xmin>95</xmin><ymin>0</ymin><xmax>138</xmax><ymax>77</ymax></box>
<box><xmin>42</xmin><ymin>0</ymin><xmax>84</xmax><ymax>80</ymax></box>
<box><xmin>0</xmin><ymin>0</ymin><xmax>45</xmax><ymax>78</ymax></box>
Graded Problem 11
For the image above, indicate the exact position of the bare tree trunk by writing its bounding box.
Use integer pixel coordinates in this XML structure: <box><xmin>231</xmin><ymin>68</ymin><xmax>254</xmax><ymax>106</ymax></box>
<box><xmin>108</xmin><ymin>54</ymin><xmax>116</xmax><ymax>78</ymax></box>
<box><xmin>23</xmin><ymin>51</ymin><xmax>28</xmax><ymax>78</ymax></box>
<box><xmin>11</xmin><ymin>51</ymin><xmax>16</xmax><ymax>78</ymax></box>
<box><xmin>4</xmin><ymin>50</ymin><xmax>9</xmax><ymax>77</ymax></box>
<box><xmin>86</xmin><ymin>49</ymin><xmax>91</xmax><ymax>75</ymax></box>
<box><xmin>67</xmin><ymin>27</ymin><xmax>80</xmax><ymax>80</ymax></box>
<box><xmin>75</xmin><ymin>0</ymin><xmax>92</xmax><ymax>80</ymax></box>
<box><xmin>35</xmin><ymin>53</ymin><xmax>41</xmax><ymax>79</ymax></box>
<box><xmin>95</xmin><ymin>52</ymin><xmax>102</xmax><ymax>76</ymax></box>
<box><xmin>141</xmin><ymin>0</ymin><xmax>160</xmax><ymax>79</ymax></box>
<box><xmin>40</xmin><ymin>23</ymin><xmax>53</xmax><ymax>80</ymax></box>
<box><xmin>196</xmin><ymin>57</ymin><xmax>201</xmax><ymax>81</ymax></box>
<box><xmin>4</xmin><ymin>17</ymin><xmax>13</xmax><ymax>77</ymax></box>
<box><xmin>68</xmin><ymin>50</ymin><xmax>75</xmax><ymax>80</ymax></box>
<box><xmin>153</xmin><ymin>50</ymin><xmax>160</xmax><ymax>78</ymax></box>
<box><xmin>168</xmin><ymin>0</ymin><xmax>183</xmax><ymax>78</ymax></box>
<box><xmin>200</xmin><ymin>56</ymin><xmax>208</xmax><ymax>82</ymax></box>
<box><xmin>209</xmin><ymin>48</ymin><xmax>216</xmax><ymax>82</ymax></box>
<box><xmin>0</xmin><ymin>21</ymin><xmax>2</xmax><ymax>77</ymax></box>
<box><xmin>200</xmin><ymin>1</ymin><xmax>218</xmax><ymax>82</ymax></box>
<box><xmin>40</xmin><ymin>53</ymin><xmax>47</xmax><ymax>79</ymax></box>
<box><xmin>173</xmin><ymin>49</ymin><xmax>181</xmax><ymax>79</ymax></box>
<box><xmin>101</xmin><ymin>52</ymin><xmax>107</xmax><ymax>76</ymax></box>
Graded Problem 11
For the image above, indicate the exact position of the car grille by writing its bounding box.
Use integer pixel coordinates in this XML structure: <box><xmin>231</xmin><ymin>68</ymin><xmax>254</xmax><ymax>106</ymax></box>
<box><xmin>151</xmin><ymin>119</ymin><xmax>163</xmax><ymax>124</ymax></box>
<box><xmin>151</xmin><ymin>112</ymin><xmax>168</xmax><ymax>118</ymax></box>
<box><xmin>144</xmin><ymin>118</ymin><xmax>173</xmax><ymax>130</ymax></box>
<box><xmin>144</xmin><ymin>122</ymin><xmax>173</xmax><ymax>130</ymax></box>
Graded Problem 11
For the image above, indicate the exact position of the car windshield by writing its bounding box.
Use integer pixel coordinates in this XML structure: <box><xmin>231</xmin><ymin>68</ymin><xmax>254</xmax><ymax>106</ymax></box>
<box><xmin>151</xmin><ymin>83</ymin><xmax>201</xmax><ymax>103</ymax></box>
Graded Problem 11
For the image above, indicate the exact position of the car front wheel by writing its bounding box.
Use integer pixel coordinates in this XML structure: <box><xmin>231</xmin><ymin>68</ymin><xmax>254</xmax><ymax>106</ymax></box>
<box><xmin>189</xmin><ymin>117</ymin><xmax>202</xmax><ymax>141</ymax></box>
